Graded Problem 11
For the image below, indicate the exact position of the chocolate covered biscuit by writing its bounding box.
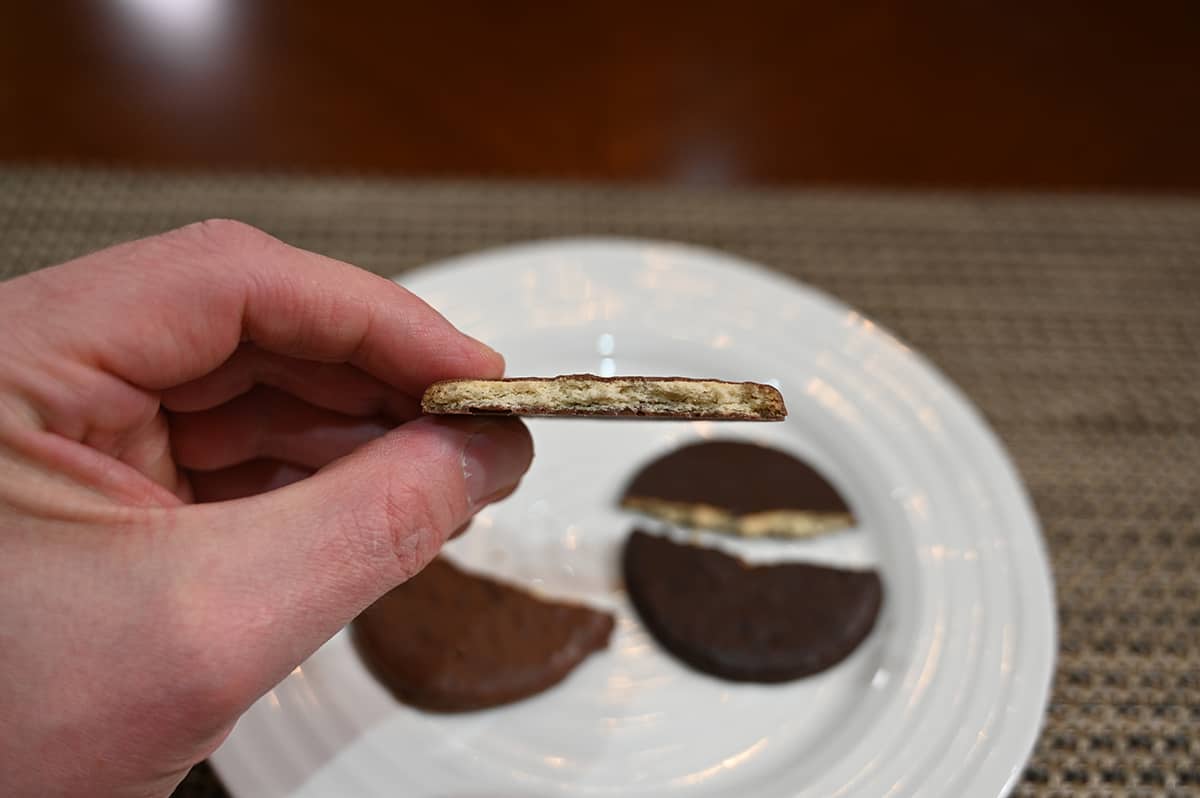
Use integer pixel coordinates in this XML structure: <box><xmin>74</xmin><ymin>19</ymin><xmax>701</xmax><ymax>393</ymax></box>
<box><xmin>621</xmin><ymin>440</ymin><xmax>854</xmax><ymax>538</ymax></box>
<box><xmin>623</xmin><ymin>529</ymin><xmax>882</xmax><ymax>682</ymax></box>
<box><xmin>353</xmin><ymin>557</ymin><xmax>614</xmax><ymax>712</ymax></box>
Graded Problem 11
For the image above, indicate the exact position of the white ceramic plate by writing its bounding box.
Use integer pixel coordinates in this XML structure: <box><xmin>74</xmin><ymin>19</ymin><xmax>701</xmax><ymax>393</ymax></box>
<box><xmin>211</xmin><ymin>239</ymin><xmax>1055</xmax><ymax>797</ymax></box>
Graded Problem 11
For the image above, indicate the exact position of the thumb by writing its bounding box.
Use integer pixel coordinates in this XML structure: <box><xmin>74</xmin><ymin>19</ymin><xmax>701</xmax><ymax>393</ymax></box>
<box><xmin>166</xmin><ymin>415</ymin><xmax>532</xmax><ymax>708</ymax></box>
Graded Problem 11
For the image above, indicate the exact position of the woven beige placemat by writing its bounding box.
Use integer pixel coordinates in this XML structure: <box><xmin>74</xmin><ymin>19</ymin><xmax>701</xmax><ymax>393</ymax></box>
<box><xmin>2</xmin><ymin>168</ymin><xmax>1197</xmax><ymax>797</ymax></box>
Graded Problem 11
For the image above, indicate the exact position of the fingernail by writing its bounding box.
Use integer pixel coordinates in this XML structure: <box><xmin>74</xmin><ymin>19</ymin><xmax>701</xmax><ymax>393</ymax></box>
<box><xmin>461</xmin><ymin>420</ymin><xmax>531</xmax><ymax>508</ymax></box>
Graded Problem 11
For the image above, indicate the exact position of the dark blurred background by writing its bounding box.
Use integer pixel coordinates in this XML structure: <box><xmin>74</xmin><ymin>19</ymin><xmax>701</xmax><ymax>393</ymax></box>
<box><xmin>2</xmin><ymin>1</ymin><xmax>1199</xmax><ymax>189</ymax></box>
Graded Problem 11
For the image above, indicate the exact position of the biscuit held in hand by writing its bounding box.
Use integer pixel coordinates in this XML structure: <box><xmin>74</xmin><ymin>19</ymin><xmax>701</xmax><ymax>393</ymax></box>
<box><xmin>0</xmin><ymin>220</ymin><xmax>533</xmax><ymax>798</ymax></box>
<box><xmin>421</xmin><ymin>374</ymin><xmax>787</xmax><ymax>420</ymax></box>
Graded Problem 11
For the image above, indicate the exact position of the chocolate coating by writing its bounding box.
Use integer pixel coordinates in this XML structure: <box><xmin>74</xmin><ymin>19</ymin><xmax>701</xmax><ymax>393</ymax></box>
<box><xmin>621</xmin><ymin>440</ymin><xmax>851</xmax><ymax>516</ymax></box>
<box><xmin>623</xmin><ymin>530</ymin><xmax>882</xmax><ymax>682</ymax></box>
<box><xmin>353</xmin><ymin>558</ymin><xmax>614</xmax><ymax>712</ymax></box>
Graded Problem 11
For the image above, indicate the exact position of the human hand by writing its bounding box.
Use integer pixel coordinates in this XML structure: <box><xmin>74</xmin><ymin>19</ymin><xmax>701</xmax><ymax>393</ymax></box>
<box><xmin>0</xmin><ymin>220</ymin><xmax>533</xmax><ymax>797</ymax></box>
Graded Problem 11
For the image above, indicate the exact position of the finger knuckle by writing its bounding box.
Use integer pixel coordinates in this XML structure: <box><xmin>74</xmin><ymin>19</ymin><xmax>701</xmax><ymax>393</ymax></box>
<box><xmin>183</xmin><ymin>649</ymin><xmax>252</xmax><ymax>721</ymax></box>
<box><xmin>372</xmin><ymin>477</ymin><xmax>461</xmax><ymax>580</ymax></box>
<box><xmin>167</xmin><ymin>218</ymin><xmax>278</xmax><ymax>261</ymax></box>
<box><xmin>163</xmin><ymin>591</ymin><xmax>259</xmax><ymax>723</ymax></box>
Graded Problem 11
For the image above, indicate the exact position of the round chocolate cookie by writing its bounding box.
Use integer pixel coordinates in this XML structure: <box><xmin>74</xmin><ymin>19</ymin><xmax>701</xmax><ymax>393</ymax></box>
<box><xmin>353</xmin><ymin>558</ymin><xmax>614</xmax><ymax>712</ymax></box>
<box><xmin>620</xmin><ymin>440</ymin><xmax>854</xmax><ymax>538</ymax></box>
<box><xmin>623</xmin><ymin>529</ymin><xmax>882</xmax><ymax>682</ymax></box>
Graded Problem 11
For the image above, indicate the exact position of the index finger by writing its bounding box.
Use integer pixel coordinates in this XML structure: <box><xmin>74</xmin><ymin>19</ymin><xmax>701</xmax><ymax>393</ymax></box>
<box><xmin>14</xmin><ymin>219</ymin><xmax>503</xmax><ymax>393</ymax></box>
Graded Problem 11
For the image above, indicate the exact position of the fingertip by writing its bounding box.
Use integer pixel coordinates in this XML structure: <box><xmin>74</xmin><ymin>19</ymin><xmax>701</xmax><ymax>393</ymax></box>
<box><xmin>458</xmin><ymin>336</ymin><xmax>506</xmax><ymax>379</ymax></box>
<box><xmin>482</xmin><ymin>340</ymin><xmax>506</xmax><ymax>377</ymax></box>
<box><xmin>416</xmin><ymin>414</ymin><xmax>533</xmax><ymax>464</ymax></box>
<box><xmin>431</xmin><ymin>414</ymin><xmax>532</xmax><ymax>453</ymax></box>
<box><xmin>461</xmin><ymin>417</ymin><xmax>532</xmax><ymax>506</ymax></box>
<box><xmin>398</xmin><ymin>414</ymin><xmax>532</xmax><ymax>505</ymax></box>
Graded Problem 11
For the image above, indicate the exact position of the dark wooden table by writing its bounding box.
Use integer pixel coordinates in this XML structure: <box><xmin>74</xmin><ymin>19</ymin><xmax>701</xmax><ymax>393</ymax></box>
<box><xmin>3</xmin><ymin>2</ymin><xmax>1199</xmax><ymax>189</ymax></box>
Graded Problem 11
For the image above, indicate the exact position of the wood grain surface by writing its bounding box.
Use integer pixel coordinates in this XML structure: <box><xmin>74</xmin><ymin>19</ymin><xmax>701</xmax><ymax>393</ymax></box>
<box><xmin>3</xmin><ymin>2</ymin><xmax>1199</xmax><ymax>188</ymax></box>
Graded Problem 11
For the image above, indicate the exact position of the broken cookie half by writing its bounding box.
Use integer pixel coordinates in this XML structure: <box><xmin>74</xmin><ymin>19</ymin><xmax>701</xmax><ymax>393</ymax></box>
<box><xmin>421</xmin><ymin>375</ymin><xmax>786</xmax><ymax>421</ymax></box>
<box><xmin>623</xmin><ymin>529</ymin><xmax>882</xmax><ymax>682</ymax></box>
<box><xmin>620</xmin><ymin>440</ymin><xmax>854</xmax><ymax>538</ymax></box>
<box><xmin>353</xmin><ymin>557</ymin><xmax>614</xmax><ymax>712</ymax></box>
